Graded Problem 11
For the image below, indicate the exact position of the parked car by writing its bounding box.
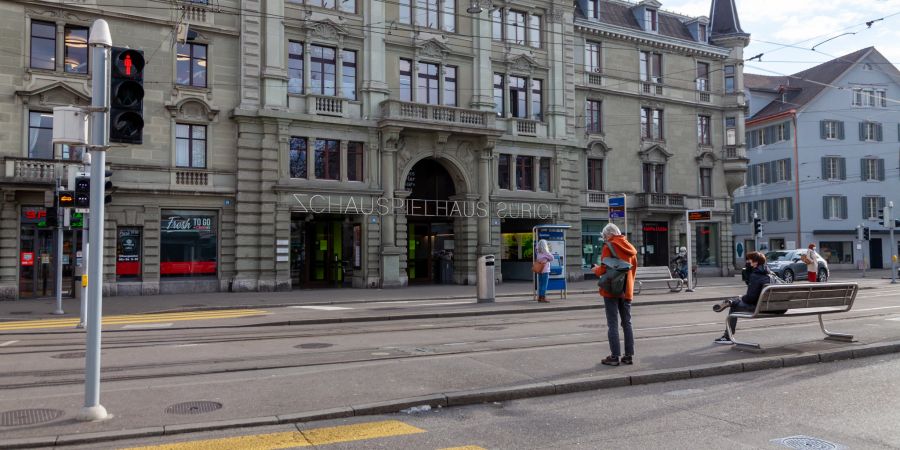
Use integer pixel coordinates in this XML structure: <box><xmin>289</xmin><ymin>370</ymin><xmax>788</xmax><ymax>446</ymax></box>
<box><xmin>765</xmin><ymin>250</ymin><xmax>829</xmax><ymax>283</ymax></box>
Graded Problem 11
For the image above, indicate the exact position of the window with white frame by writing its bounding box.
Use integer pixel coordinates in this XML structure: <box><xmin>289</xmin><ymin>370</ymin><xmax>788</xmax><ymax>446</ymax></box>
<box><xmin>288</xmin><ymin>41</ymin><xmax>303</xmax><ymax>94</ymax></box>
<box><xmin>860</xmin><ymin>121</ymin><xmax>882</xmax><ymax>141</ymax></box>
<box><xmin>697</xmin><ymin>115</ymin><xmax>711</xmax><ymax>145</ymax></box>
<box><xmin>852</xmin><ymin>88</ymin><xmax>887</xmax><ymax>107</ymax></box>
<box><xmin>822</xmin><ymin>156</ymin><xmax>844</xmax><ymax>180</ymax></box>
<box><xmin>823</xmin><ymin>195</ymin><xmax>847</xmax><ymax>220</ymax></box>
<box><xmin>776</xmin><ymin>198</ymin><xmax>792</xmax><ymax>221</ymax></box>
<box><xmin>821</xmin><ymin>120</ymin><xmax>843</xmax><ymax>140</ymax></box>
<box><xmin>862</xmin><ymin>158</ymin><xmax>884</xmax><ymax>181</ymax></box>
<box><xmin>585</xmin><ymin>41</ymin><xmax>601</xmax><ymax>73</ymax></box>
<box><xmin>399</xmin><ymin>0</ymin><xmax>455</xmax><ymax>32</ymax></box>
<box><xmin>176</xmin><ymin>123</ymin><xmax>207</xmax><ymax>168</ymax></box>
<box><xmin>757</xmin><ymin>199</ymin><xmax>770</xmax><ymax>222</ymax></box>
<box><xmin>644</xmin><ymin>8</ymin><xmax>658</xmax><ymax>32</ymax></box>
<box><xmin>699</xmin><ymin>167</ymin><xmax>712</xmax><ymax>197</ymax></box>
<box><xmin>863</xmin><ymin>196</ymin><xmax>885</xmax><ymax>220</ymax></box>
<box><xmin>774</xmin><ymin>159</ymin><xmax>791</xmax><ymax>182</ymax></box>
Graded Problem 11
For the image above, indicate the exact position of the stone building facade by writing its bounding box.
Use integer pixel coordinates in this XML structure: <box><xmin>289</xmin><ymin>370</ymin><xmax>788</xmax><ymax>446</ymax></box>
<box><xmin>0</xmin><ymin>0</ymin><xmax>749</xmax><ymax>299</ymax></box>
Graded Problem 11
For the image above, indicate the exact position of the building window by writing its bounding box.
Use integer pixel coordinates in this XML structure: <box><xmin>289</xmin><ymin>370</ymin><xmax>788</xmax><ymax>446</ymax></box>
<box><xmin>699</xmin><ymin>167</ymin><xmax>712</xmax><ymax>197</ymax></box>
<box><xmin>819</xmin><ymin>241</ymin><xmax>853</xmax><ymax>264</ymax></box>
<box><xmin>176</xmin><ymin>124</ymin><xmax>207</xmax><ymax>168</ymax></box>
<box><xmin>585</xmin><ymin>41</ymin><xmax>601</xmax><ymax>73</ymax></box>
<box><xmin>821</xmin><ymin>120</ymin><xmax>844</xmax><ymax>140</ymax></box>
<box><xmin>642</xmin><ymin>163</ymin><xmax>665</xmax><ymax>193</ymax></box>
<box><xmin>160</xmin><ymin>210</ymin><xmax>218</xmax><ymax>278</ymax></box>
<box><xmin>696</xmin><ymin>62</ymin><xmax>709</xmax><ymax>91</ymax></box>
<box><xmin>860</xmin><ymin>121</ymin><xmax>882</xmax><ymax>141</ymax></box>
<box><xmin>176</xmin><ymin>43</ymin><xmax>208</xmax><ymax>88</ymax></box>
<box><xmin>641</xmin><ymin>107</ymin><xmax>663</xmax><ymax>140</ymax></box>
<box><xmin>587</xmin><ymin>159</ymin><xmax>603</xmax><ymax>191</ymax></box>
<box><xmin>528</xmin><ymin>15</ymin><xmax>541</xmax><ymax>48</ymax></box>
<box><xmin>401</xmin><ymin>0</ymin><xmax>454</xmax><ymax>31</ymax></box>
<box><xmin>400</xmin><ymin>58</ymin><xmax>412</xmax><ymax>102</ymax></box>
<box><xmin>863</xmin><ymin>196</ymin><xmax>885</xmax><ymax>219</ymax></box>
<box><xmin>822</xmin><ymin>196</ymin><xmax>848</xmax><ymax>220</ymax></box>
<box><xmin>30</xmin><ymin>21</ymin><xmax>56</xmax><ymax>70</ymax></box>
<box><xmin>640</xmin><ymin>51</ymin><xmax>662</xmax><ymax>83</ymax></box>
<box><xmin>347</xmin><ymin>141</ymin><xmax>364</xmax><ymax>181</ymax></box>
<box><xmin>822</xmin><ymin>157</ymin><xmax>846</xmax><ymax>180</ymax></box>
<box><xmin>538</xmin><ymin>157</ymin><xmax>551</xmax><ymax>191</ymax></box>
<box><xmin>443</xmin><ymin>66</ymin><xmax>457</xmax><ymax>106</ymax></box>
<box><xmin>288</xmin><ymin>41</ymin><xmax>303</xmax><ymax>94</ymax></box>
<box><xmin>116</xmin><ymin>227</ymin><xmax>142</xmax><ymax>280</ymax></box>
<box><xmin>498</xmin><ymin>154</ymin><xmax>510</xmax><ymax>189</ymax></box>
<box><xmin>586</xmin><ymin>100</ymin><xmax>602</xmax><ymax>134</ymax></box>
<box><xmin>303</xmin><ymin>0</ymin><xmax>356</xmax><ymax>13</ymax></box>
<box><xmin>491</xmin><ymin>8</ymin><xmax>503</xmax><ymax>40</ymax></box>
<box><xmin>515</xmin><ymin>155</ymin><xmax>534</xmax><ymax>191</ymax></box>
<box><xmin>28</xmin><ymin>111</ymin><xmax>54</xmax><ymax>159</ymax></box>
<box><xmin>507</xmin><ymin>10</ymin><xmax>526</xmax><ymax>45</ymax></box>
<box><xmin>725</xmin><ymin>117</ymin><xmax>736</xmax><ymax>146</ymax></box>
<box><xmin>492</xmin><ymin>9</ymin><xmax>540</xmax><ymax>47</ymax></box>
<box><xmin>342</xmin><ymin>49</ymin><xmax>357</xmax><ymax>100</ymax></box>
<box><xmin>724</xmin><ymin>65</ymin><xmax>735</xmax><ymax>94</ymax></box>
<box><xmin>644</xmin><ymin>8</ymin><xmax>658</xmax><ymax>31</ymax></box>
<box><xmin>697</xmin><ymin>115</ymin><xmax>711</xmax><ymax>145</ymax></box>
<box><xmin>531</xmin><ymin>79</ymin><xmax>543</xmax><ymax>120</ymax></box>
<box><xmin>695</xmin><ymin>223</ymin><xmax>718</xmax><ymax>266</ymax></box>
<box><xmin>776</xmin><ymin>198</ymin><xmax>793</xmax><ymax>221</ymax></box>
<box><xmin>417</xmin><ymin>61</ymin><xmax>439</xmax><ymax>105</ymax></box>
<box><xmin>853</xmin><ymin>88</ymin><xmax>887</xmax><ymax>107</ymax></box>
<box><xmin>509</xmin><ymin>76</ymin><xmax>527</xmax><ymax>118</ymax></box>
<box><xmin>314</xmin><ymin>139</ymin><xmax>340</xmax><ymax>180</ymax></box>
<box><xmin>310</xmin><ymin>45</ymin><xmax>336</xmax><ymax>96</ymax></box>
<box><xmin>493</xmin><ymin>73</ymin><xmax>504</xmax><ymax>116</ymax></box>
<box><xmin>774</xmin><ymin>159</ymin><xmax>792</xmax><ymax>182</ymax></box>
<box><xmin>289</xmin><ymin>137</ymin><xmax>308</xmax><ymax>179</ymax></box>
<box><xmin>698</xmin><ymin>24</ymin><xmax>707</xmax><ymax>42</ymax></box>
<box><xmin>862</xmin><ymin>158</ymin><xmax>884</xmax><ymax>181</ymax></box>
<box><xmin>587</xmin><ymin>0</ymin><xmax>600</xmax><ymax>19</ymax></box>
<box><xmin>64</xmin><ymin>26</ymin><xmax>89</xmax><ymax>74</ymax></box>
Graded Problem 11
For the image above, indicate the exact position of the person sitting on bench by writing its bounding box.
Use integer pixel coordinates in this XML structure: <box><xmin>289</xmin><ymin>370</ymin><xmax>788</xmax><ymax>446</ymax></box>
<box><xmin>711</xmin><ymin>251</ymin><xmax>770</xmax><ymax>345</ymax></box>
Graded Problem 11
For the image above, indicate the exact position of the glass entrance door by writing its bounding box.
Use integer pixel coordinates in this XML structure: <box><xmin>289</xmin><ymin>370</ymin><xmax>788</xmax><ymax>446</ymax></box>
<box><xmin>306</xmin><ymin>221</ymin><xmax>343</xmax><ymax>287</ymax></box>
<box><xmin>18</xmin><ymin>226</ymin><xmax>79</xmax><ymax>299</ymax></box>
<box><xmin>641</xmin><ymin>221</ymin><xmax>670</xmax><ymax>267</ymax></box>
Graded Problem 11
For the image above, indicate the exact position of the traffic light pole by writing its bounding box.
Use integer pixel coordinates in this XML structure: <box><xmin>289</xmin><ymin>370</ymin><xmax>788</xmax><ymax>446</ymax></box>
<box><xmin>52</xmin><ymin>179</ymin><xmax>65</xmax><ymax>315</ymax></box>
<box><xmin>78</xmin><ymin>19</ymin><xmax>111</xmax><ymax>423</ymax></box>
<box><xmin>890</xmin><ymin>202</ymin><xmax>896</xmax><ymax>284</ymax></box>
<box><xmin>78</xmin><ymin>212</ymin><xmax>88</xmax><ymax>328</ymax></box>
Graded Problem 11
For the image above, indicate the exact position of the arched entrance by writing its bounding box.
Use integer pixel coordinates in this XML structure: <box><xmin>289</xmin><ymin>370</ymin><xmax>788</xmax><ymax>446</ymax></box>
<box><xmin>404</xmin><ymin>158</ymin><xmax>460</xmax><ymax>284</ymax></box>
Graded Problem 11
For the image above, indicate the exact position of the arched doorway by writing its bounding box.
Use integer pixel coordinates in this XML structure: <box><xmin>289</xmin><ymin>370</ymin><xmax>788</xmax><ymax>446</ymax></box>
<box><xmin>405</xmin><ymin>158</ymin><xmax>458</xmax><ymax>284</ymax></box>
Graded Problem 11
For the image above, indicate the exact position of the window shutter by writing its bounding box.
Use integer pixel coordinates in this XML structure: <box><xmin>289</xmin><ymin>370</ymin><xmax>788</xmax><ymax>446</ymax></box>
<box><xmin>878</xmin><ymin>159</ymin><xmax>885</xmax><ymax>180</ymax></box>
<box><xmin>841</xmin><ymin>196</ymin><xmax>848</xmax><ymax>219</ymax></box>
<box><xmin>839</xmin><ymin>158</ymin><xmax>847</xmax><ymax>180</ymax></box>
<box><xmin>820</xmin><ymin>121</ymin><xmax>826</xmax><ymax>139</ymax></box>
<box><xmin>877</xmin><ymin>123</ymin><xmax>883</xmax><ymax>141</ymax></box>
<box><xmin>822</xmin><ymin>196</ymin><xmax>829</xmax><ymax>220</ymax></box>
<box><xmin>861</xmin><ymin>158</ymin><xmax>868</xmax><ymax>181</ymax></box>
<box><xmin>768</xmin><ymin>199</ymin><xmax>776</xmax><ymax>221</ymax></box>
<box><xmin>838</xmin><ymin>121</ymin><xmax>845</xmax><ymax>140</ymax></box>
<box><xmin>821</xmin><ymin>158</ymin><xmax>828</xmax><ymax>180</ymax></box>
<box><xmin>862</xmin><ymin>197</ymin><xmax>869</xmax><ymax>220</ymax></box>
<box><xmin>784</xmin><ymin>121</ymin><xmax>791</xmax><ymax>140</ymax></box>
<box><xmin>785</xmin><ymin>159</ymin><xmax>792</xmax><ymax>180</ymax></box>
<box><xmin>787</xmin><ymin>199</ymin><xmax>793</xmax><ymax>220</ymax></box>
<box><xmin>859</xmin><ymin>122</ymin><xmax>865</xmax><ymax>141</ymax></box>
<box><xmin>879</xmin><ymin>197</ymin><xmax>886</xmax><ymax>212</ymax></box>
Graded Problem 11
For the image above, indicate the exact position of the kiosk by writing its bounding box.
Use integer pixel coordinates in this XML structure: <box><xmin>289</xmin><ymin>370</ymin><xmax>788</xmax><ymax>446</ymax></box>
<box><xmin>533</xmin><ymin>224</ymin><xmax>571</xmax><ymax>300</ymax></box>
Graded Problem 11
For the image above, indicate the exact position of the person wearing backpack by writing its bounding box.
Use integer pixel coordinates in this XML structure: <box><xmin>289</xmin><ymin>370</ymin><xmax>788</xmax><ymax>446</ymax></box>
<box><xmin>711</xmin><ymin>251</ymin><xmax>771</xmax><ymax>345</ymax></box>
<box><xmin>590</xmin><ymin>223</ymin><xmax>638</xmax><ymax>366</ymax></box>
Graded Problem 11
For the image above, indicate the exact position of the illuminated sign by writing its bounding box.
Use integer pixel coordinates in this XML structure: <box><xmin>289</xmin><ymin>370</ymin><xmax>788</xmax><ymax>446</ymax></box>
<box><xmin>291</xmin><ymin>195</ymin><xmax>561</xmax><ymax>219</ymax></box>
<box><xmin>58</xmin><ymin>191</ymin><xmax>75</xmax><ymax>207</ymax></box>
<box><xmin>688</xmin><ymin>210</ymin><xmax>712</xmax><ymax>221</ymax></box>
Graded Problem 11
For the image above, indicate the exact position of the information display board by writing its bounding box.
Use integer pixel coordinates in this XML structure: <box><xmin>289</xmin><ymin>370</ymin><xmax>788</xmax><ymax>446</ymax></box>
<box><xmin>533</xmin><ymin>224</ymin><xmax>571</xmax><ymax>298</ymax></box>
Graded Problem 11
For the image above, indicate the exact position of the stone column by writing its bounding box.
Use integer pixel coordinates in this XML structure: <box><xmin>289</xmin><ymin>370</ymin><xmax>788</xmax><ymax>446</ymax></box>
<box><xmin>470</xmin><ymin>5</ymin><xmax>494</xmax><ymax>110</ymax></box>
<box><xmin>261</xmin><ymin>0</ymin><xmax>288</xmax><ymax>110</ymax></box>
<box><xmin>303</xmin><ymin>41</ymin><xmax>312</xmax><ymax>94</ymax></box>
<box><xmin>546</xmin><ymin>7</ymin><xmax>569</xmax><ymax>139</ymax></box>
<box><xmin>380</xmin><ymin>127</ymin><xmax>403</xmax><ymax>287</ymax></box>
<box><xmin>0</xmin><ymin>192</ymin><xmax>18</xmax><ymax>299</ymax></box>
<box><xmin>362</xmin><ymin>0</ymin><xmax>390</xmax><ymax>118</ymax></box>
<box><xmin>239</xmin><ymin>0</ymin><xmax>263</xmax><ymax>110</ymax></box>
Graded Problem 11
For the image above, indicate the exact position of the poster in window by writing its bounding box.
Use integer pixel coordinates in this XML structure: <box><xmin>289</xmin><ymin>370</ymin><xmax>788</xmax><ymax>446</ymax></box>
<box><xmin>160</xmin><ymin>211</ymin><xmax>218</xmax><ymax>277</ymax></box>
<box><xmin>117</xmin><ymin>227</ymin><xmax>142</xmax><ymax>279</ymax></box>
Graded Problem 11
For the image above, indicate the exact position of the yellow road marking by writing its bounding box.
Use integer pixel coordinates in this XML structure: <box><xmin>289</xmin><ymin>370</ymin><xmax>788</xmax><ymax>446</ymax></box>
<box><xmin>121</xmin><ymin>420</ymin><xmax>425</xmax><ymax>450</ymax></box>
<box><xmin>0</xmin><ymin>310</ymin><xmax>267</xmax><ymax>331</ymax></box>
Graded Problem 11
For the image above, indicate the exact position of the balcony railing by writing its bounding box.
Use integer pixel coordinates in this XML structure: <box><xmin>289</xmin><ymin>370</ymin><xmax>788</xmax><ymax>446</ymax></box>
<box><xmin>723</xmin><ymin>146</ymin><xmax>747</xmax><ymax>160</ymax></box>
<box><xmin>307</xmin><ymin>95</ymin><xmax>346</xmax><ymax>117</ymax></box>
<box><xmin>585</xmin><ymin>192</ymin><xmax>607</xmax><ymax>207</ymax></box>
<box><xmin>380</xmin><ymin>100</ymin><xmax>497</xmax><ymax>133</ymax></box>
<box><xmin>637</xmin><ymin>193</ymin><xmax>685</xmax><ymax>209</ymax></box>
<box><xmin>641</xmin><ymin>82</ymin><xmax>663</xmax><ymax>95</ymax></box>
<box><xmin>181</xmin><ymin>1</ymin><xmax>214</xmax><ymax>25</ymax></box>
<box><xmin>697</xmin><ymin>91</ymin><xmax>711</xmax><ymax>102</ymax></box>
<box><xmin>3</xmin><ymin>157</ymin><xmax>78</xmax><ymax>182</ymax></box>
<box><xmin>700</xmin><ymin>198</ymin><xmax>716</xmax><ymax>208</ymax></box>
<box><xmin>174</xmin><ymin>170</ymin><xmax>210</xmax><ymax>186</ymax></box>
<box><xmin>585</xmin><ymin>72</ymin><xmax>603</xmax><ymax>87</ymax></box>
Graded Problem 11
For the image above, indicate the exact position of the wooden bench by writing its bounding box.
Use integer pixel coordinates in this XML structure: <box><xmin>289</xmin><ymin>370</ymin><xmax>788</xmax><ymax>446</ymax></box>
<box><xmin>634</xmin><ymin>266</ymin><xmax>683</xmax><ymax>294</ymax></box>
<box><xmin>726</xmin><ymin>282</ymin><xmax>858</xmax><ymax>350</ymax></box>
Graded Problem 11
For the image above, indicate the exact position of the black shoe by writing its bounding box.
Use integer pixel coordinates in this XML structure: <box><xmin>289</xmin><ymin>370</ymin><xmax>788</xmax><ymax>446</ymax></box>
<box><xmin>621</xmin><ymin>355</ymin><xmax>633</xmax><ymax>365</ymax></box>
<box><xmin>712</xmin><ymin>299</ymin><xmax>732</xmax><ymax>313</ymax></box>
<box><xmin>713</xmin><ymin>335</ymin><xmax>733</xmax><ymax>345</ymax></box>
<box><xmin>601</xmin><ymin>355</ymin><xmax>620</xmax><ymax>366</ymax></box>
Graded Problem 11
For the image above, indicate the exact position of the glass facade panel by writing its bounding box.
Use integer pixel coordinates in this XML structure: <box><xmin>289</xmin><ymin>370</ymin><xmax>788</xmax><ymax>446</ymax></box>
<box><xmin>315</xmin><ymin>139</ymin><xmax>340</xmax><ymax>180</ymax></box>
<box><xmin>288</xmin><ymin>41</ymin><xmax>303</xmax><ymax>94</ymax></box>
<box><xmin>64</xmin><ymin>26</ymin><xmax>89</xmax><ymax>74</ymax></box>
<box><xmin>289</xmin><ymin>137</ymin><xmax>307</xmax><ymax>178</ymax></box>
<box><xmin>694</xmin><ymin>223</ymin><xmax>719</xmax><ymax>266</ymax></box>
<box><xmin>160</xmin><ymin>211</ymin><xmax>218</xmax><ymax>278</ymax></box>
<box><xmin>501</xmin><ymin>232</ymin><xmax>533</xmax><ymax>262</ymax></box>
<box><xmin>31</xmin><ymin>21</ymin><xmax>56</xmax><ymax>70</ymax></box>
<box><xmin>347</xmin><ymin>141</ymin><xmax>364</xmax><ymax>181</ymax></box>
<box><xmin>819</xmin><ymin>241</ymin><xmax>853</xmax><ymax>264</ymax></box>
<box><xmin>28</xmin><ymin>111</ymin><xmax>54</xmax><ymax>159</ymax></box>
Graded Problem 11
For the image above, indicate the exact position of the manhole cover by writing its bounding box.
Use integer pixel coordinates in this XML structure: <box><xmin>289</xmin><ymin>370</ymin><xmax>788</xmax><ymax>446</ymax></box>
<box><xmin>771</xmin><ymin>436</ymin><xmax>845</xmax><ymax>450</ymax></box>
<box><xmin>295</xmin><ymin>343</ymin><xmax>333</xmax><ymax>349</ymax></box>
<box><xmin>0</xmin><ymin>409</ymin><xmax>64</xmax><ymax>426</ymax></box>
<box><xmin>474</xmin><ymin>326</ymin><xmax>506</xmax><ymax>331</ymax></box>
<box><xmin>578</xmin><ymin>324</ymin><xmax>602</xmax><ymax>329</ymax></box>
<box><xmin>52</xmin><ymin>352</ymin><xmax>86</xmax><ymax>359</ymax></box>
<box><xmin>165</xmin><ymin>401</ymin><xmax>222</xmax><ymax>415</ymax></box>
<box><xmin>9</xmin><ymin>311</ymin><xmax>32</xmax><ymax>315</ymax></box>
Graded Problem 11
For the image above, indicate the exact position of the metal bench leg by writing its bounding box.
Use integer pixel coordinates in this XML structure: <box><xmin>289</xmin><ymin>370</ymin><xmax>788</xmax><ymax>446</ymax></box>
<box><xmin>667</xmin><ymin>279</ymin><xmax>684</xmax><ymax>292</ymax></box>
<box><xmin>634</xmin><ymin>281</ymin><xmax>642</xmax><ymax>295</ymax></box>
<box><xmin>819</xmin><ymin>314</ymin><xmax>854</xmax><ymax>342</ymax></box>
<box><xmin>726</xmin><ymin>316</ymin><xmax>762</xmax><ymax>351</ymax></box>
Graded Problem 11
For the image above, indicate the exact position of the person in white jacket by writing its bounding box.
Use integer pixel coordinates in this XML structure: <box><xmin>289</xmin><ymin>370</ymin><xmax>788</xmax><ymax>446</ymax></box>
<box><xmin>805</xmin><ymin>244</ymin><xmax>819</xmax><ymax>282</ymax></box>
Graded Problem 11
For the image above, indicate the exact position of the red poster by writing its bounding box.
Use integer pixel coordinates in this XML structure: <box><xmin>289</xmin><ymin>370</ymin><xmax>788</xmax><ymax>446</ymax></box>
<box><xmin>20</xmin><ymin>252</ymin><xmax>34</xmax><ymax>266</ymax></box>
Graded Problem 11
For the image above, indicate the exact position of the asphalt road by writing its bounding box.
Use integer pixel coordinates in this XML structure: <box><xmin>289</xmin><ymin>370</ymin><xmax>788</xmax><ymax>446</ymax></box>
<box><xmin>59</xmin><ymin>352</ymin><xmax>900</xmax><ymax>449</ymax></box>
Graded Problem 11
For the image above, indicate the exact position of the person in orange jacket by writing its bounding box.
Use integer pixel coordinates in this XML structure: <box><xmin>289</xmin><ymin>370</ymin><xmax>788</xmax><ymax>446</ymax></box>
<box><xmin>591</xmin><ymin>223</ymin><xmax>638</xmax><ymax>366</ymax></box>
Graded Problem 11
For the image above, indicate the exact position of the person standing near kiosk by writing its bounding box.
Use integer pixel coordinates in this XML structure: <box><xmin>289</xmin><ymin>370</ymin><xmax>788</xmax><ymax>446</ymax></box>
<box><xmin>534</xmin><ymin>240</ymin><xmax>554</xmax><ymax>303</ymax></box>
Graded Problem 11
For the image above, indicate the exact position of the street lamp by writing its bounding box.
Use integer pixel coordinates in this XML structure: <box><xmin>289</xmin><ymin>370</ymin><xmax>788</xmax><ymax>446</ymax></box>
<box><xmin>466</xmin><ymin>0</ymin><xmax>484</xmax><ymax>14</ymax></box>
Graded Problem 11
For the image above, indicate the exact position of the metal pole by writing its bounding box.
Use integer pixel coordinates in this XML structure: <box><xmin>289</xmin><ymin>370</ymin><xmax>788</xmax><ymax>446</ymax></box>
<box><xmin>52</xmin><ymin>180</ymin><xmax>65</xmax><ymax>315</ymax></box>
<box><xmin>753</xmin><ymin>211</ymin><xmax>759</xmax><ymax>253</ymax></box>
<box><xmin>78</xmin><ymin>216</ymin><xmax>89</xmax><ymax>328</ymax></box>
<box><xmin>78</xmin><ymin>19</ymin><xmax>111</xmax><ymax>422</ymax></box>
<box><xmin>890</xmin><ymin>202</ymin><xmax>896</xmax><ymax>284</ymax></box>
<box><xmin>685</xmin><ymin>210</ymin><xmax>694</xmax><ymax>293</ymax></box>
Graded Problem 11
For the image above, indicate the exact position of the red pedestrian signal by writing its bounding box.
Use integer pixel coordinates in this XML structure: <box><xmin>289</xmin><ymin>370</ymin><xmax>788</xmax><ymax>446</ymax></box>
<box><xmin>110</xmin><ymin>47</ymin><xmax>145</xmax><ymax>144</ymax></box>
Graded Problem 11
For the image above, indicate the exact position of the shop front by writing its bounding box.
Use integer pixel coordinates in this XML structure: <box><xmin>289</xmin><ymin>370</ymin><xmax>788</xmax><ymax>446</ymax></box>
<box><xmin>641</xmin><ymin>221</ymin><xmax>670</xmax><ymax>267</ymax></box>
<box><xmin>159</xmin><ymin>210</ymin><xmax>218</xmax><ymax>292</ymax></box>
<box><xmin>18</xmin><ymin>206</ymin><xmax>84</xmax><ymax>299</ymax></box>
<box><xmin>289</xmin><ymin>213</ymin><xmax>361</xmax><ymax>288</ymax></box>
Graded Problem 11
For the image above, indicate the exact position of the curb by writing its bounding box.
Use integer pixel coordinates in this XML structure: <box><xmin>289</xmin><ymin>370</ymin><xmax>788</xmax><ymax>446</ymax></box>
<box><xmin>4</xmin><ymin>339</ymin><xmax>898</xmax><ymax>449</ymax></box>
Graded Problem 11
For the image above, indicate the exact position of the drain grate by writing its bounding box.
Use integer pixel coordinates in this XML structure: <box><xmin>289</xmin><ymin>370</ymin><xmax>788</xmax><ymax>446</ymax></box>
<box><xmin>165</xmin><ymin>401</ymin><xmax>222</xmax><ymax>415</ymax></box>
<box><xmin>771</xmin><ymin>436</ymin><xmax>845</xmax><ymax>450</ymax></box>
<box><xmin>473</xmin><ymin>326</ymin><xmax>506</xmax><ymax>331</ymax></box>
<box><xmin>0</xmin><ymin>409</ymin><xmax>64</xmax><ymax>426</ymax></box>
<box><xmin>295</xmin><ymin>343</ymin><xmax>333</xmax><ymax>349</ymax></box>
<box><xmin>52</xmin><ymin>352</ymin><xmax>86</xmax><ymax>359</ymax></box>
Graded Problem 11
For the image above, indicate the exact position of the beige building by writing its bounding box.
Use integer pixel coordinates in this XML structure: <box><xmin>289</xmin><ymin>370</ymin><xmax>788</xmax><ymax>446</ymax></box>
<box><xmin>0</xmin><ymin>0</ymin><xmax>749</xmax><ymax>299</ymax></box>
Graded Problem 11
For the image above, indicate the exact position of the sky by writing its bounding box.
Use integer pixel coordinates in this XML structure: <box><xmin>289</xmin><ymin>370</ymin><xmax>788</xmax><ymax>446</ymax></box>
<box><xmin>659</xmin><ymin>0</ymin><xmax>900</xmax><ymax>76</ymax></box>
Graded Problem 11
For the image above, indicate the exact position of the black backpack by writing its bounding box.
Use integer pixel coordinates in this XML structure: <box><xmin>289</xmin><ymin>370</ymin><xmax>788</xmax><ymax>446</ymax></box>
<box><xmin>597</xmin><ymin>242</ymin><xmax>632</xmax><ymax>297</ymax></box>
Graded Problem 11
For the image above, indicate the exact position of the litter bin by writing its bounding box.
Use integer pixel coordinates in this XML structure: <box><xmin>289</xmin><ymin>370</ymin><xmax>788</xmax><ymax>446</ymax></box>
<box><xmin>476</xmin><ymin>255</ymin><xmax>496</xmax><ymax>303</ymax></box>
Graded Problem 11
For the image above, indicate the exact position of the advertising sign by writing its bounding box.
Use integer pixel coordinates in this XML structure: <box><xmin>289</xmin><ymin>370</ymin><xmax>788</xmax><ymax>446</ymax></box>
<box><xmin>534</xmin><ymin>225</ymin><xmax>571</xmax><ymax>296</ymax></box>
<box><xmin>20</xmin><ymin>252</ymin><xmax>34</xmax><ymax>267</ymax></box>
<box><xmin>688</xmin><ymin>209</ymin><xmax>712</xmax><ymax>221</ymax></box>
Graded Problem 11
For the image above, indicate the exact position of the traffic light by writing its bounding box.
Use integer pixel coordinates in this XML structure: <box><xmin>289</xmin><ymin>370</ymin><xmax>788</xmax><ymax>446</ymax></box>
<box><xmin>878</xmin><ymin>208</ymin><xmax>886</xmax><ymax>226</ymax></box>
<box><xmin>863</xmin><ymin>226</ymin><xmax>871</xmax><ymax>241</ymax></box>
<box><xmin>46</xmin><ymin>206</ymin><xmax>58</xmax><ymax>228</ymax></box>
<box><xmin>753</xmin><ymin>218</ymin><xmax>763</xmax><ymax>236</ymax></box>
<box><xmin>104</xmin><ymin>169</ymin><xmax>113</xmax><ymax>204</ymax></box>
<box><xmin>74</xmin><ymin>176</ymin><xmax>90</xmax><ymax>208</ymax></box>
<box><xmin>57</xmin><ymin>190</ymin><xmax>75</xmax><ymax>208</ymax></box>
<box><xmin>109</xmin><ymin>47</ymin><xmax>145</xmax><ymax>144</ymax></box>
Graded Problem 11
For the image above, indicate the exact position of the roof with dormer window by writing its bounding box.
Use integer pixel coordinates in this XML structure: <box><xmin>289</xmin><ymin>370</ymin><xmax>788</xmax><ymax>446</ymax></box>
<box><xmin>576</xmin><ymin>0</ymin><xmax>696</xmax><ymax>41</ymax></box>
